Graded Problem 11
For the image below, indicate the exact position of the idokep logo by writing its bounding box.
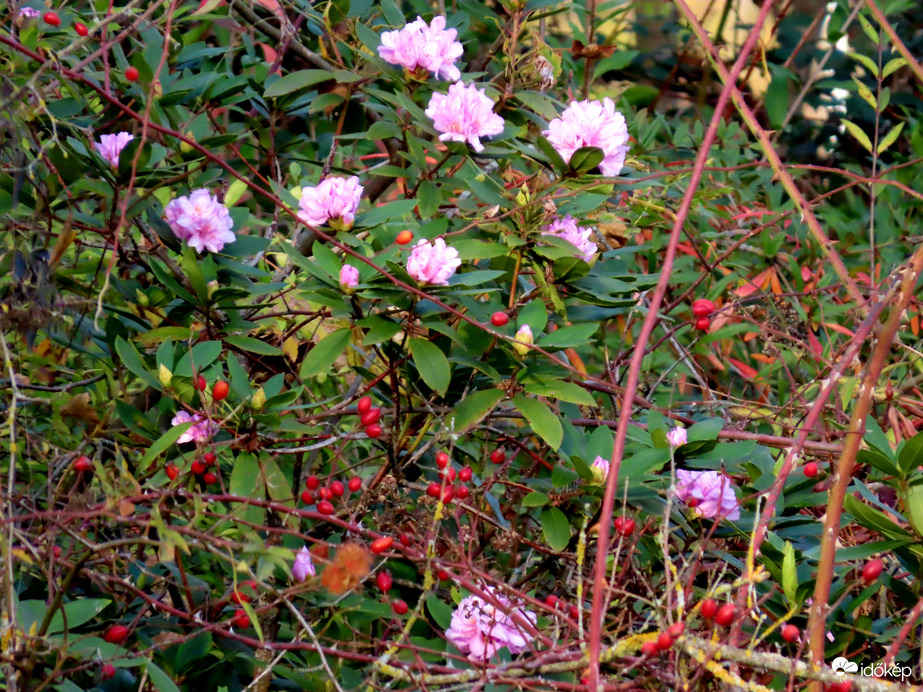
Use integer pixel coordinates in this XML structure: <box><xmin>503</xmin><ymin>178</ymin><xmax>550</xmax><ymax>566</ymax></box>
<box><xmin>830</xmin><ymin>656</ymin><xmax>912</xmax><ymax>682</ymax></box>
<box><xmin>831</xmin><ymin>657</ymin><xmax>858</xmax><ymax>676</ymax></box>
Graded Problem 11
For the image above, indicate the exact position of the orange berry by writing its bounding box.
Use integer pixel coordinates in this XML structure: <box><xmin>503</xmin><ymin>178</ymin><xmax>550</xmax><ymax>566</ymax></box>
<box><xmin>212</xmin><ymin>380</ymin><xmax>229</xmax><ymax>401</ymax></box>
<box><xmin>370</xmin><ymin>536</ymin><xmax>394</xmax><ymax>554</ymax></box>
<box><xmin>396</xmin><ymin>230</ymin><xmax>413</xmax><ymax>245</ymax></box>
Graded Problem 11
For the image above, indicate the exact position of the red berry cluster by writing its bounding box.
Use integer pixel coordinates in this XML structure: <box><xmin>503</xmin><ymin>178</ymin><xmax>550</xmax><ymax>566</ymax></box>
<box><xmin>231</xmin><ymin>580</ymin><xmax>257</xmax><ymax>604</ymax></box>
<box><xmin>692</xmin><ymin>298</ymin><xmax>716</xmax><ymax>331</ymax></box>
<box><xmin>301</xmin><ymin>473</ymin><xmax>363</xmax><ymax>513</ymax></box>
<box><xmin>641</xmin><ymin>622</ymin><xmax>686</xmax><ymax>656</ymax></box>
<box><xmin>613</xmin><ymin>515</ymin><xmax>636</xmax><ymax>536</ymax></box>
<box><xmin>357</xmin><ymin>396</ymin><xmax>382</xmax><ymax>438</ymax></box>
<box><xmin>826</xmin><ymin>682</ymin><xmax>853</xmax><ymax>692</ymax></box>
<box><xmin>165</xmin><ymin>448</ymin><xmax>220</xmax><ymax>485</ymax></box>
<box><xmin>543</xmin><ymin>594</ymin><xmax>584</xmax><ymax>623</ymax></box>
<box><xmin>425</xmin><ymin>450</ymin><xmax>474</xmax><ymax>503</ymax></box>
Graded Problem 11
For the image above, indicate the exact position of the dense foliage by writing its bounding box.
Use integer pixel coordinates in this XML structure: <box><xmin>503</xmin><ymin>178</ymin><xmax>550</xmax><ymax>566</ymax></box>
<box><xmin>3</xmin><ymin>0</ymin><xmax>923</xmax><ymax>690</ymax></box>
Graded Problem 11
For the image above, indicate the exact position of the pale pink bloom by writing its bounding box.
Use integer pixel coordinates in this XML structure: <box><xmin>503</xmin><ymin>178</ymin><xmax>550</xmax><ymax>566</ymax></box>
<box><xmin>675</xmin><ymin>470</ymin><xmax>740</xmax><ymax>521</ymax></box>
<box><xmin>164</xmin><ymin>189</ymin><xmax>235</xmax><ymax>253</ymax></box>
<box><xmin>512</xmin><ymin>324</ymin><xmax>533</xmax><ymax>356</ymax></box>
<box><xmin>298</xmin><ymin>176</ymin><xmax>363</xmax><ymax>230</ymax></box>
<box><xmin>19</xmin><ymin>7</ymin><xmax>41</xmax><ymax>20</ymax></box>
<box><xmin>543</xmin><ymin>98</ymin><xmax>630</xmax><ymax>176</ymax></box>
<box><xmin>94</xmin><ymin>132</ymin><xmax>134</xmax><ymax>167</ymax></box>
<box><xmin>666</xmin><ymin>427</ymin><xmax>687</xmax><ymax>447</ymax></box>
<box><xmin>543</xmin><ymin>215</ymin><xmax>597</xmax><ymax>261</ymax></box>
<box><xmin>425</xmin><ymin>82</ymin><xmax>505</xmax><ymax>152</ymax></box>
<box><xmin>340</xmin><ymin>264</ymin><xmax>359</xmax><ymax>291</ymax></box>
<box><xmin>445</xmin><ymin>588</ymin><xmax>537</xmax><ymax>662</ymax></box>
<box><xmin>591</xmin><ymin>456</ymin><xmax>609</xmax><ymax>483</ymax></box>
<box><xmin>406</xmin><ymin>237</ymin><xmax>461</xmax><ymax>285</ymax></box>
<box><xmin>293</xmin><ymin>546</ymin><xmax>316</xmax><ymax>581</ymax></box>
<box><xmin>170</xmin><ymin>411</ymin><xmax>219</xmax><ymax>444</ymax></box>
<box><xmin>378</xmin><ymin>16</ymin><xmax>463</xmax><ymax>81</ymax></box>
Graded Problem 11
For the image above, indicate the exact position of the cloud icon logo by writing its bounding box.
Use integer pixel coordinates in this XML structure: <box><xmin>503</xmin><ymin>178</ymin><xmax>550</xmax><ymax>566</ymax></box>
<box><xmin>831</xmin><ymin>657</ymin><xmax>858</xmax><ymax>676</ymax></box>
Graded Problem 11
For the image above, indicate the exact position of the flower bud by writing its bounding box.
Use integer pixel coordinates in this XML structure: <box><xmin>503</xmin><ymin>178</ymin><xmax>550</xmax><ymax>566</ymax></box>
<box><xmin>513</xmin><ymin>324</ymin><xmax>533</xmax><ymax>356</ymax></box>
<box><xmin>251</xmin><ymin>386</ymin><xmax>266</xmax><ymax>410</ymax></box>
<box><xmin>158</xmin><ymin>364</ymin><xmax>173</xmax><ymax>388</ymax></box>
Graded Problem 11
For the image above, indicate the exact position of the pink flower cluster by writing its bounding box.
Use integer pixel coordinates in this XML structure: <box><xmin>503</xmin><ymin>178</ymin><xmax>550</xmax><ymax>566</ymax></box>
<box><xmin>164</xmin><ymin>189</ymin><xmax>236</xmax><ymax>253</ymax></box>
<box><xmin>425</xmin><ymin>82</ymin><xmax>505</xmax><ymax>152</ymax></box>
<box><xmin>94</xmin><ymin>132</ymin><xmax>134</xmax><ymax>167</ymax></box>
<box><xmin>543</xmin><ymin>215</ymin><xmax>597</xmax><ymax>262</ymax></box>
<box><xmin>445</xmin><ymin>588</ymin><xmax>537</xmax><ymax>662</ymax></box>
<box><xmin>675</xmin><ymin>470</ymin><xmax>740</xmax><ymax>521</ymax></box>
<box><xmin>170</xmin><ymin>411</ymin><xmax>219</xmax><ymax>444</ymax></box>
<box><xmin>378</xmin><ymin>16</ymin><xmax>463</xmax><ymax>81</ymax></box>
<box><xmin>293</xmin><ymin>546</ymin><xmax>316</xmax><ymax>581</ymax></box>
<box><xmin>298</xmin><ymin>176</ymin><xmax>363</xmax><ymax>230</ymax></box>
<box><xmin>544</xmin><ymin>97</ymin><xmax>630</xmax><ymax>176</ymax></box>
<box><xmin>406</xmin><ymin>237</ymin><xmax>460</xmax><ymax>285</ymax></box>
<box><xmin>19</xmin><ymin>7</ymin><xmax>41</xmax><ymax>20</ymax></box>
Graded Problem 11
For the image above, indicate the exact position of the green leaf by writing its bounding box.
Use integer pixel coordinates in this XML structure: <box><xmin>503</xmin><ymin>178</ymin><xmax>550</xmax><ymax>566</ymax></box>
<box><xmin>144</xmin><ymin>659</ymin><xmax>183</xmax><ymax>692</ymax></box>
<box><xmin>844</xmin><ymin>494</ymin><xmax>913</xmax><ymax>540</ymax></box>
<box><xmin>898</xmin><ymin>430</ymin><xmax>923</xmax><ymax>475</ymax></box>
<box><xmin>766</xmin><ymin>69</ymin><xmax>790</xmax><ymax>129</ymax></box>
<box><xmin>174</xmin><ymin>341</ymin><xmax>223</xmax><ymax>377</ymax></box>
<box><xmin>849</xmin><ymin>52</ymin><xmax>879</xmax><ymax>77</ymax></box>
<box><xmin>857</xmin><ymin>12</ymin><xmax>880</xmax><ymax>44</ymax></box>
<box><xmin>449</xmin><ymin>390</ymin><xmax>505</xmax><ymax>434</ymax></box>
<box><xmin>300</xmin><ymin>329</ymin><xmax>351</xmax><ymax>378</ymax></box>
<box><xmin>425</xmin><ymin>594</ymin><xmax>453</xmax><ymax>629</ymax></box>
<box><xmin>264</xmin><ymin>69</ymin><xmax>359</xmax><ymax>98</ymax></box>
<box><xmin>877</xmin><ymin>121</ymin><xmax>904</xmax><ymax>154</ymax></box>
<box><xmin>114</xmin><ymin>337</ymin><xmax>162</xmax><ymax>390</ymax></box>
<box><xmin>522</xmin><ymin>491</ymin><xmax>550</xmax><ymax>507</ymax></box>
<box><xmin>536</xmin><ymin>323</ymin><xmax>598</xmax><ymax>348</ymax></box>
<box><xmin>523</xmin><ymin>379</ymin><xmax>595</xmax><ymax>406</ymax></box>
<box><xmin>46</xmin><ymin>599</ymin><xmax>111</xmax><ymax>635</ymax></box>
<box><xmin>224</xmin><ymin>335</ymin><xmax>281</xmax><ymax>356</ymax></box>
<box><xmin>409</xmin><ymin>338</ymin><xmax>451</xmax><ymax>397</ymax></box>
<box><xmin>541</xmin><ymin>507</ymin><xmax>571</xmax><ymax>551</ymax></box>
<box><xmin>687</xmin><ymin>418</ymin><xmax>723</xmax><ymax>442</ymax></box>
<box><xmin>882</xmin><ymin>57</ymin><xmax>907</xmax><ymax>78</ymax></box>
<box><xmin>567</xmin><ymin>146</ymin><xmax>605</xmax><ymax>173</ymax></box>
<box><xmin>842</xmin><ymin>119</ymin><xmax>873</xmax><ymax>152</ymax></box>
<box><xmin>535</xmin><ymin>135</ymin><xmax>567</xmax><ymax>173</ymax></box>
<box><xmin>781</xmin><ymin>542</ymin><xmax>798</xmax><ymax>606</ymax></box>
<box><xmin>513</xmin><ymin>395</ymin><xmax>563</xmax><ymax>450</ymax></box>
<box><xmin>139</xmin><ymin>422</ymin><xmax>194</xmax><ymax>470</ymax></box>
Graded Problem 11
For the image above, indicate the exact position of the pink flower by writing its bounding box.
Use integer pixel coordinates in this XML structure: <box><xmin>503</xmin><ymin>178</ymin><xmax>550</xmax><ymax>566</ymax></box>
<box><xmin>298</xmin><ymin>176</ymin><xmax>362</xmax><ymax>230</ymax></box>
<box><xmin>666</xmin><ymin>427</ymin><xmax>687</xmax><ymax>447</ymax></box>
<box><xmin>543</xmin><ymin>215</ymin><xmax>597</xmax><ymax>261</ymax></box>
<box><xmin>406</xmin><ymin>237</ymin><xmax>461</xmax><ymax>285</ymax></box>
<box><xmin>590</xmin><ymin>456</ymin><xmax>609</xmax><ymax>483</ymax></box>
<box><xmin>19</xmin><ymin>7</ymin><xmax>41</xmax><ymax>20</ymax></box>
<box><xmin>445</xmin><ymin>588</ymin><xmax>537</xmax><ymax>662</ymax></box>
<box><xmin>293</xmin><ymin>546</ymin><xmax>316</xmax><ymax>581</ymax></box>
<box><xmin>164</xmin><ymin>189</ymin><xmax>235</xmax><ymax>253</ymax></box>
<box><xmin>340</xmin><ymin>265</ymin><xmax>359</xmax><ymax>291</ymax></box>
<box><xmin>425</xmin><ymin>82</ymin><xmax>505</xmax><ymax>152</ymax></box>
<box><xmin>543</xmin><ymin>98</ymin><xmax>630</xmax><ymax>176</ymax></box>
<box><xmin>378</xmin><ymin>16</ymin><xmax>463</xmax><ymax>81</ymax></box>
<box><xmin>675</xmin><ymin>470</ymin><xmax>740</xmax><ymax>521</ymax></box>
<box><xmin>170</xmin><ymin>411</ymin><xmax>219</xmax><ymax>444</ymax></box>
<box><xmin>512</xmin><ymin>324</ymin><xmax>533</xmax><ymax>356</ymax></box>
<box><xmin>93</xmin><ymin>132</ymin><xmax>134</xmax><ymax>167</ymax></box>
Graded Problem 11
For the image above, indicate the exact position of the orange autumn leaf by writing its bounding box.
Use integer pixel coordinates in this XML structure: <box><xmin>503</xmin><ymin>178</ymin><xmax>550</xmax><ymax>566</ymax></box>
<box><xmin>321</xmin><ymin>543</ymin><xmax>372</xmax><ymax>595</ymax></box>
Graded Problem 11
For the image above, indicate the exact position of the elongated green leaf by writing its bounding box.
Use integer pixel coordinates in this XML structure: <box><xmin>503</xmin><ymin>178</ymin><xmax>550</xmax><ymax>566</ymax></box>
<box><xmin>782</xmin><ymin>542</ymin><xmax>797</xmax><ymax>606</ymax></box>
<box><xmin>139</xmin><ymin>422</ymin><xmax>193</xmax><ymax>470</ymax></box>
<box><xmin>522</xmin><ymin>491</ymin><xmax>550</xmax><ymax>507</ymax></box>
<box><xmin>409</xmin><ymin>338</ymin><xmax>451</xmax><ymax>396</ymax></box>
<box><xmin>513</xmin><ymin>395</ymin><xmax>563</xmax><ymax>450</ymax></box>
<box><xmin>899</xmin><ymin>430</ymin><xmax>923</xmax><ymax>474</ymax></box>
<box><xmin>877</xmin><ymin>121</ymin><xmax>904</xmax><ymax>154</ymax></box>
<box><xmin>224</xmin><ymin>335</ymin><xmax>281</xmax><ymax>356</ymax></box>
<box><xmin>449</xmin><ymin>390</ymin><xmax>505</xmax><ymax>434</ymax></box>
<box><xmin>46</xmin><ymin>598</ymin><xmax>111</xmax><ymax>635</ymax></box>
<box><xmin>524</xmin><ymin>379</ymin><xmax>595</xmax><ymax>406</ymax></box>
<box><xmin>541</xmin><ymin>507</ymin><xmax>571</xmax><ymax>551</ymax></box>
<box><xmin>264</xmin><ymin>69</ymin><xmax>360</xmax><ymax>98</ymax></box>
<box><xmin>114</xmin><ymin>337</ymin><xmax>161</xmax><ymax>390</ymax></box>
<box><xmin>144</xmin><ymin>659</ymin><xmax>183</xmax><ymax>692</ymax></box>
<box><xmin>425</xmin><ymin>595</ymin><xmax>453</xmax><ymax>629</ymax></box>
<box><xmin>687</xmin><ymin>418</ymin><xmax>723</xmax><ymax>442</ymax></box>
<box><xmin>882</xmin><ymin>57</ymin><xmax>907</xmax><ymax>78</ymax></box>
<box><xmin>567</xmin><ymin>145</ymin><xmax>604</xmax><ymax>173</ymax></box>
<box><xmin>300</xmin><ymin>329</ymin><xmax>351</xmax><ymax>378</ymax></box>
<box><xmin>174</xmin><ymin>341</ymin><xmax>222</xmax><ymax>377</ymax></box>
<box><xmin>536</xmin><ymin>323</ymin><xmax>598</xmax><ymax>348</ymax></box>
<box><xmin>842</xmin><ymin>119</ymin><xmax>873</xmax><ymax>153</ymax></box>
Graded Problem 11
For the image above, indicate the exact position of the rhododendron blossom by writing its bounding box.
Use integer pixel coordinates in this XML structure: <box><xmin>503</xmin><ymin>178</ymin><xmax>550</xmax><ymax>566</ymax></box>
<box><xmin>170</xmin><ymin>411</ymin><xmax>218</xmax><ymax>444</ymax></box>
<box><xmin>406</xmin><ymin>237</ymin><xmax>460</xmax><ymax>285</ymax></box>
<box><xmin>298</xmin><ymin>176</ymin><xmax>362</xmax><ymax>230</ymax></box>
<box><xmin>666</xmin><ymin>427</ymin><xmax>688</xmax><ymax>447</ymax></box>
<box><xmin>378</xmin><ymin>16</ymin><xmax>463</xmax><ymax>81</ymax></box>
<box><xmin>425</xmin><ymin>82</ymin><xmax>505</xmax><ymax>152</ymax></box>
<box><xmin>340</xmin><ymin>264</ymin><xmax>359</xmax><ymax>291</ymax></box>
<box><xmin>675</xmin><ymin>470</ymin><xmax>740</xmax><ymax>521</ymax></box>
<box><xmin>543</xmin><ymin>215</ymin><xmax>597</xmax><ymax>261</ymax></box>
<box><xmin>18</xmin><ymin>7</ymin><xmax>40</xmax><ymax>20</ymax></box>
<box><xmin>164</xmin><ymin>189</ymin><xmax>235</xmax><ymax>253</ymax></box>
<box><xmin>94</xmin><ymin>132</ymin><xmax>134</xmax><ymax>167</ymax></box>
<box><xmin>445</xmin><ymin>588</ymin><xmax>537</xmax><ymax>661</ymax></box>
<box><xmin>293</xmin><ymin>546</ymin><xmax>316</xmax><ymax>581</ymax></box>
<box><xmin>591</xmin><ymin>456</ymin><xmax>609</xmax><ymax>483</ymax></box>
<box><xmin>543</xmin><ymin>97</ymin><xmax>630</xmax><ymax>176</ymax></box>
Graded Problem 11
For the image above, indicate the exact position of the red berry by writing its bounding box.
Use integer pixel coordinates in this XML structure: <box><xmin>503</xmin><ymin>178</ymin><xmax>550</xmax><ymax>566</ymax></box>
<box><xmin>569</xmin><ymin>605</ymin><xmax>580</xmax><ymax>620</ymax></box>
<box><xmin>443</xmin><ymin>467</ymin><xmax>456</xmax><ymax>482</ymax></box>
<box><xmin>75</xmin><ymin>22</ymin><xmax>89</xmax><ymax>37</ymax></box>
<box><xmin>715</xmin><ymin>603</ymin><xmax>736</xmax><ymax>627</ymax></box>
<box><xmin>490</xmin><ymin>449</ymin><xmax>505</xmax><ymax>464</ymax></box>
<box><xmin>656</xmin><ymin>631</ymin><xmax>673</xmax><ymax>651</ymax></box>
<box><xmin>212</xmin><ymin>380</ymin><xmax>229</xmax><ymax>401</ymax></box>
<box><xmin>619</xmin><ymin>518</ymin><xmax>636</xmax><ymax>536</ymax></box>
<box><xmin>804</xmin><ymin>462</ymin><xmax>818</xmax><ymax>477</ymax></box>
<box><xmin>53</xmin><ymin>545</ymin><xmax>62</xmax><ymax>558</ymax></box>
<box><xmin>694</xmin><ymin>317</ymin><xmax>710</xmax><ymax>331</ymax></box>
<box><xmin>318</xmin><ymin>487</ymin><xmax>333</xmax><ymax>501</ymax></box>
<box><xmin>204</xmin><ymin>451</ymin><xmax>217</xmax><ymax>465</ymax></box>
<box><xmin>862</xmin><ymin>557</ymin><xmax>884</xmax><ymax>584</ymax></box>
<box><xmin>667</xmin><ymin>622</ymin><xmax>685</xmax><ymax>639</ymax></box>
<box><xmin>436</xmin><ymin>451</ymin><xmax>449</xmax><ymax>468</ymax></box>
<box><xmin>357</xmin><ymin>396</ymin><xmax>372</xmax><ymax>414</ymax></box>
<box><xmin>701</xmin><ymin>598</ymin><xmax>719</xmax><ymax>619</ymax></box>
<box><xmin>370</xmin><ymin>536</ymin><xmax>394</xmax><ymax>554</ymax></box>
<box><xmin>365</xmin><ymin>424</ymin><xmax>382</xmax><ymax>438</ymax></box>
<box><xmin>641</xmin><ymin>640</ymin><xmax>659</xmax><ymax>657</ymax></box>
<box><xmin>191</xmin><ymin>460</ymin><xmax>206</xmax><ymax>475</ymax></box>
<box><xmin>103</xmin><ymin>625</ymin><xmax>130</xmax><ymax>644</ymax></box>
<box><xmin>687</xmin><ymin>497</ymin><xmax>700</xmax><ymax>508</ymax></box>
<box><xmin>376</xmin><ymin>571</ymin><xmax>392</xmax><ymax>591</ymax></box>
<box><xmin>348</xmin><ymin>477</ymin><xmax>362</xmax><ymax>492</ymax></box>
<box><xmin>194</xmin><ymin>374</ymin><xmax>207</xmax><ymax>391</ymax></box>
<box><xmin>125</xmin><ymin>66</ymin><xmax>139</xmax><ymax>82</ymax></box>
<box><xmin>435</xmin><ymin>569</ymin><xmax>448</xmax><ymax>581</ymax></box>
<box><xmin>74</xmin><ymin>455</ymin><xmax>93</xmax><ymax>472</ymax></box>
<box><xmin>781</xmin><ymin>624</ymin><xmax>799</xmax><ymax>642</ymax></box>
<box><xmin>614</xmin><ymin>516</ymin><xmax>624</xmax><ymax>533</ymax></box>
<box><xmin>43</xmin><ymin>12</ymin><xmax>61</xmax><ymax>27</ymax></box>
<box><xmin>545</xmin><ymin>595</ymin><xmax>560</xmax><ymax>609</ymax></box>
<box><xmin>399</xmin><ymin>533</ymin><xmax>412</xmax><ymax>546</ymax></box>
<box><xmin>203</xmin><ymin>472</ymin><xmax>217</xmax><ymax>485</ymax></box>
<box><xmin>396</xmin><ymin>230</ymin><xmax>414</xmax><ymax>245</ymax></box>
<box><xmin>317</xmin><ymin>500</ymin><xmax>335</xmax><ymax>515</ymax></box>
<box><xmin>100</xmin><ymin>663</ymin><xmax>116</xmax><ymax>681</ymax></box>
<box><xmin>456</xmin><ymin>485</ymin><xmax>469</xmax><ymax>500</ymax></box>
<box><xmin>392</xmin><ymin>599</ymin><xmax>408</xmax><ymax>615</ymax></box>
<box><xmin>331</xmin><ymin>481</ymin><xmax>344</xmax><ymax>497</ymax></box>
<box><xmin>491</xmin><ymin>311</ymin><xmax>509</xmax><ymax>327</ymax></box>
<box><xmin>442</xmin><ymin>485</ymin><xmax>455</xmax><ymax>503</ymax></box>
<box><xmin>361</xmin><ymin>408</ymin><xmax>381</xmax><ymax>426</ymax></box>
<box><xmin>301</xmin><ymin>490</ymin><xmax>315</xmax><ymax>505</ymax></box>
<box><xmin>232</xmin><ymin>609</ymin><xmax>249</xmax><ymax>628</ymax></box>
<box><xmin>306</xmin><ymin>475</ymin><xmax>319</xmax><ymax>490</ymax></box>
<box><xmin>459</xmin><ymin>466</ymin><xmax>472</xmax><ymax>482</ymax></box>
<box><xmin>692</xmin><ymin>298</ymin><xmax>716</xmax><ymax>318</ymax></box>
